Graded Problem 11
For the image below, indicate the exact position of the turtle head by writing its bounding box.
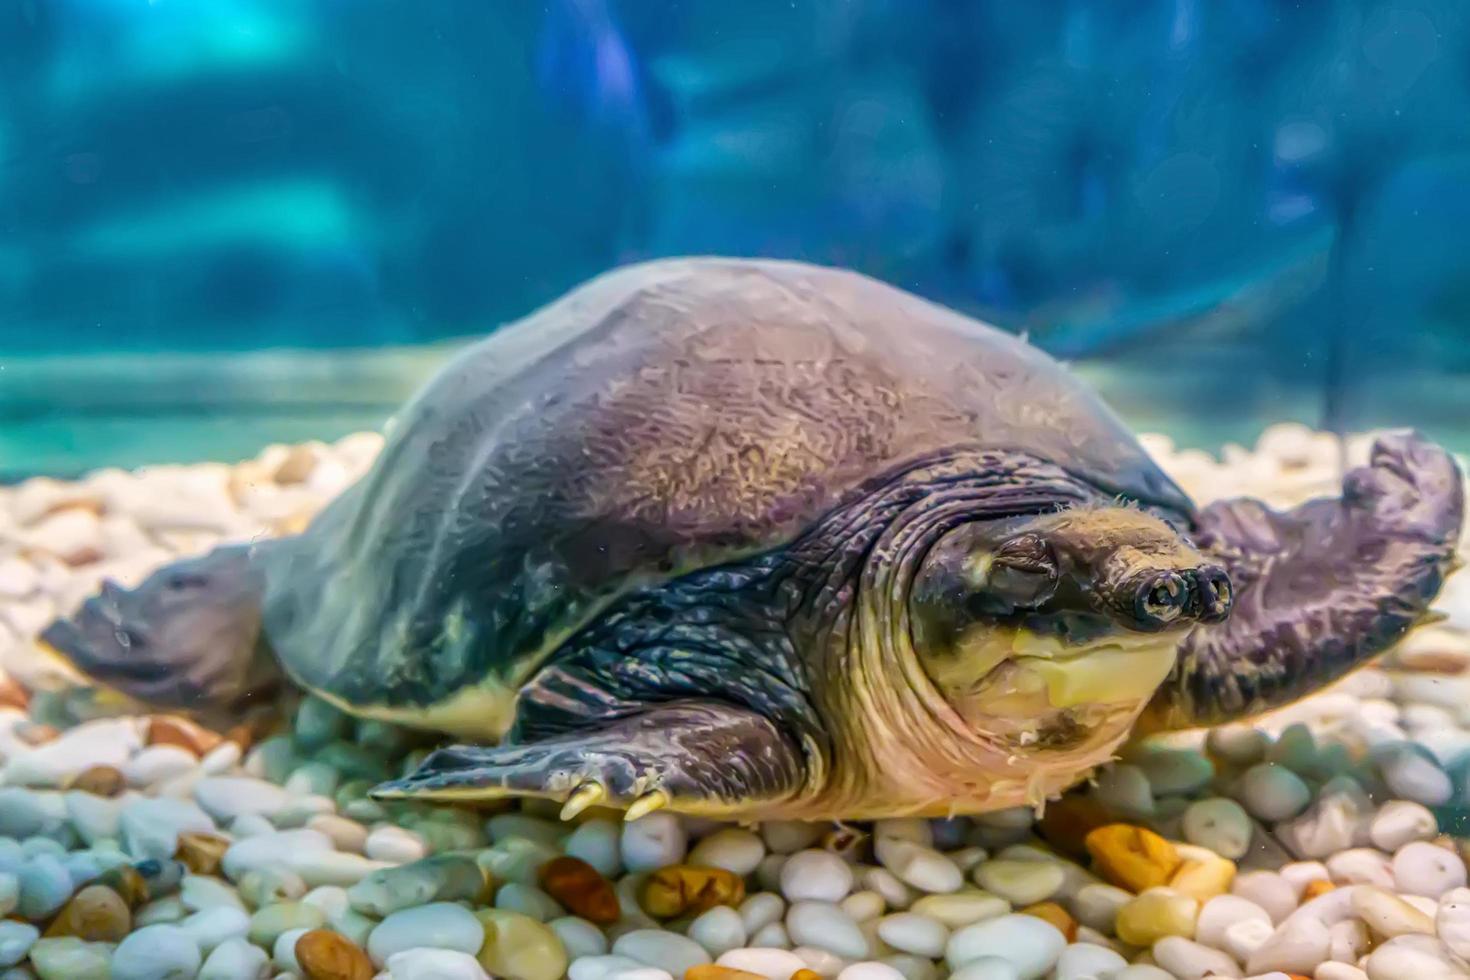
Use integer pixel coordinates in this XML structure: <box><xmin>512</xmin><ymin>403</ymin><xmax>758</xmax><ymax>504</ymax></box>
<box><xmin>40</xmin><ymin>545</ymin><xmax>278</xmax><ymax>712</ymax></box>
<box><xmin>909</xmin><ymin>505</ymin><xmax>1230</xmax><ymax>751</ymax></box>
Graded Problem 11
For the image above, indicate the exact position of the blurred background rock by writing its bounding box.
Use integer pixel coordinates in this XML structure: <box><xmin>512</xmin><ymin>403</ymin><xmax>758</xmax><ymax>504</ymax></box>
<box><xmin>3</xmin><ymin>0</ymin><xmax>1469</xmax><ymax>476</ymax></box>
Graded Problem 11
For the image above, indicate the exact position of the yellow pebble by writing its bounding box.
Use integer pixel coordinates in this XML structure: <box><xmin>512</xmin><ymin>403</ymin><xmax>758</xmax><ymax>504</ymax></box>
<box><xmin>639</xmin><ymin>865</ymin><xmax>746</xmax><ymax>919</ymax></box>
<box><xmin>1302</xmin><ymin>879</ymin><xmax>1336</xmax><ymax>901</ymax></box>
<box><xmin>1167</xmin><ymin>856</ymin><xmax>1237</xmax><ymax>902</ymax></box>
<box><xmin>1114</xmin><ymin>887</ymin><xmax>1199</xmax><ymax>947</ymax></box>
<box><xmin>1085</xmin><ymin>824</ymin><xmax>1182</xmax><ymax>893</ymax></box>
<box><xmin>685</xmin><ymin>968</ymin><xmax>769</xmax><ymax>980</ymax></box>
<box><xmin>43</xmin><ymin>885</ymin><xmax>130</xmax><ymax>942</ymax></box>
<box><xmin>476</xmin><ymin>908</ymin><xmax>568</xmax><ymax>980</ymax></box>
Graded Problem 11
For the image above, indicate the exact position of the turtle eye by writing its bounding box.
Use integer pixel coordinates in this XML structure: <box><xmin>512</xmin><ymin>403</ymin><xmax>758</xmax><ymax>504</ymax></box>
<box><xmin>986</xmin><ymin>534</ymin><xmax>1059</xmax><ymax>608</ymax></box>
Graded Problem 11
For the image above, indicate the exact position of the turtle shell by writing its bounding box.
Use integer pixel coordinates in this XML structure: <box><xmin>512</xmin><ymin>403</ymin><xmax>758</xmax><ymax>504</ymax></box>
<box><xmin>259</xmin><ymin>258</ymin><xmax>1193</xmax><ymax>727</ymax></box>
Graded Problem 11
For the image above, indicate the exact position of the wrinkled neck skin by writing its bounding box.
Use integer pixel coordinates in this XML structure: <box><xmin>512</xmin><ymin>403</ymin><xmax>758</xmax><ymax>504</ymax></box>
<box><xmin>786</xmin><ymin>449</ymin><xmax>1181</xmax><ymax>820</ymax></box>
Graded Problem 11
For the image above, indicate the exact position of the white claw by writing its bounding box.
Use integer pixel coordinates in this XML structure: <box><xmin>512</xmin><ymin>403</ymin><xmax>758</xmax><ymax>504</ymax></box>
<box><xmin>560</xmin><ymin>782</ymin><xmax>605</xmax><ymax>821</ymax></box>
<box><xmin>624</xmin><ymin>789</ymin><xmax>670</xmax><ymax>822</ymax></box>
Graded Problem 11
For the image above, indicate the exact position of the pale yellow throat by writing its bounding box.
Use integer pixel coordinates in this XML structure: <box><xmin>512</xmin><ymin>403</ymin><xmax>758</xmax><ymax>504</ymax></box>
<box><xmin>936</xmin><ymin>627</ymin><xmax>1181</xmax><ymax>715</ymax></box>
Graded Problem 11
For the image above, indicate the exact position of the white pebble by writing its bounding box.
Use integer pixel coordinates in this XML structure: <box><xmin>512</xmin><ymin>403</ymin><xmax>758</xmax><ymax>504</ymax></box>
<box><xmin>786</xmin><ymin>901</ymin><xmax>868</xmax><ymax>959</ymax></box>
<box><xmin>716</xmin><ymin>947</ymin><xmax>808</xmax><ymax>978</ymax></box>
<box><xmin>1392</xmin><ymin>841</ymin><xmax>1467</xmax><ymax>897</ymax></box>
<box><xmin>1370</xmin><ymin>801</ymin><xmax>1438</xmax><ymax>852</ymax></box>
<box><xmin>909</xmin><ymin>891</ymin><xmax>1010</xmax><ymax>929</ymax></box>
<box><xmin>180</xmin><ymin>875</ymin><xmax>246</xmax><ymax>912</ymax></box>
<box><xmin>1278</xmin><ymin>861</ymin><xmax>1331</xmax><ymax>897</ymax></box>
<box><xmin>367</xmin><ymin>902</ymin><xmax>484</xmax><ymax>966</ymax></box>
<box><xmin>1051</xmin><ymin>943</ymin><xmax>1126</xmax><ymax>980</ymax></box>
<box><xmin>194</xmin><ymin>776</ymin><xmax>292</xmax><ymax>822</ymax></box>
<box><xmin>550</xmin><ymin>916</ymin><xmax>609</xmax><ymax>959</ymax></box>
<box><xmin>1207</xmin><ymin>726</ymin><xmax>1269</xmax><ymax>766</ymax></box>
<box><xmin>18</xmin><ymin>855</ymin><xmax>72</xmax><ymax>920</ymax></box>
<box><xmin>386</xmin><ymin>947</ymin><xmax>490</xmax><ymax>980</ymax></box>
<box><xmin>1363</xmin><ymin>933</ymin><xmax>1466</xmax><ymax>978</ymax></box>
<box><xmin>120</xmin><ymin>796</ymin><xmax>216</xmax><ymax>861</ymax></box>
<box><xmin>1326</xmin><ymin>849</ymin><xmax>1395</xmax><ymax>889</ymax></box>
<box><xmin>123</xmin><ymin>745</ymin><xmax>200</xmax><ymax>788</ymax></box>
<box><xmin>1182</xmin><ymin>797</ymin><xmax>1252</xmax><ymax>859</ymax></box>
<box><xmin>1071</xmin><ymin>883</ymin><xmax>1131</xmax><ymax>933</ymax></box>
<box><xmin>273</xmin><ymin>926</ymin><xmax>311</xmax><ymax>972</ymax></box>
<box><xmin>1152</xmin><ymin>936</ymin><xmax>1241</xmax><ymax>979</ymax></box>
<box><xmin>739</xmin><ymin>893</ymin><xmax>786</xmax><ymax>935</ymax></box>
<box><xmin>220</xmin><ymin>829</ymin><xmax>333</xmax><ymax>881</ymax></box>
<box><xmin>1315</xmin><ymin>963</ymin><xmax>1369</xmax><ymax>980</ymax></box>
<box><xmin>1196</xmin><ymin>894</ymin><xmax>1273</xmax><ymax>950</ymax></box>
<box><xmin>364</xmin><ymin>826</ymin><xmax>427</xmax><ymax>864</ymax></box>
<box><xmin>112</xmin><ymin>924</ymin><xmax>204</xmax><ymax>980</ymax></box>
<box><xmin>199</xmin><ymin>936</ymin><xmax>269</xmax><ymax>980</ymax></box>
<box><xmin>1237</xmin><ymin>763</ymin><xmax>1312</xmax><ymax>822</ymax></box>
<box><xmin>748</xmin><ymin>923</ymin><xmax>790</xmax><ymax>948</ymax></box>
<box><xmin>945</xmin><ymin>914</ymin><xmax>1065</xmax><ymax>977</ymax></box>
<box><xmin>689</xmin><ymin>829</ymin><xmax>766</xmax><ymax>876</ymax></box>
<box><xmin>565</xmin><ymin>819</ymin><xmax>622</xmax><ymax>879</ymax></box>
<box><xmin>30</xmin><ymin>937</ymin><xmax>116</xmax><ymax>980</ymax></box>
<box><xmin>874</xmin><ymin>838</ymin><xmax>962</xmax><ymax>895</ymax></box>
<box><xmin>780</xmin><ymin>851</ymin><xmax>854</xmax><ymax>903</ymax></box>
<box><xmin>947</xmin><ymin>958</ymin><xmax>1021</xmax><ymax>980</ymax></box>
<box><xmin>1221</xmin><ymin>915</ymin><xmax>1275</xmax><ymax>962</ymax></box>
<box><xmin>621</xmin><ymin>814</ymin><xmax>687</xmax><ymax>873</ymax></box>
<box><xmin>613</xmin><ymin>929</ymin><xmax>711</xmax><ymax>976</ymax></box>
<box><xmin>837</xmin><ymin>964</ymin><xmax>906</xmax><ymax>980</ymax></box>
<box><xmin>1381</xmin><ymin>750</ymin><xmax>1453</xmax><ymax>806</ymax></box>
<box><xmin>1231</xmin><ymin>871</ymin><xmax>1299</xmax><ymax>924</ymax></box>
<box><xmin>181</xmin><ymin>905</ymin><xmax>251</xmax><ymax>953</ymax></box>
<box><xmin>875</xmin><ymin>913</ymin><xmax>947</xmax><ymax>958</ymax></box>
<box><xmin>861</xmin><ymin>868</ymin><xmax>915</xmax><ymax>911</ymax></box>
<box><xmin>1352</xmin><ymin>885</ymin><xmax>1435</xmax><ymax>937</ymax></box>
<box><xmin>569</xmin><ymin>954</ymin><xmax>646</xmax><ymax>980</ymax></box>
<box><xmin>1275</xmin><ymin>780</ymin><xmax>1372</xmax><ymax>860</ymax></box>
<box><xmin>0</xmin><ymin>922</ymin><xmax>37</xmax><ymax>968</ymax></box>
<box><xmin>971</xmin><ymin>860</ymin><xmax>1062</xmax><ymax>906</ymax></box>
<box><xmin>1244</xmin><ymin>915</ymin><xmax>1330</xmax><ymax>975</ymax></box>
<box><xmin>840</xmin><ymin>891</ymin><xmax>885</xmax><ymax>923</ymax></box>
<box><xmin>761</xmin><ymin>822</ymin><xmax>824</xmax><ymax>854</ymax></box>
<box><xmin>687</xmin><ymin>906</ymin><xmax>746</xmax><ymax>957</ymax></box>
<box><xmin>495</xmin><ymin>882</ymin><xmax>564</xmax><ymax>921</ymax></box>
<box><xmin>792</xmin><ymin>944</ymin><xmax>845</xmax><ymax>976</ymax></box>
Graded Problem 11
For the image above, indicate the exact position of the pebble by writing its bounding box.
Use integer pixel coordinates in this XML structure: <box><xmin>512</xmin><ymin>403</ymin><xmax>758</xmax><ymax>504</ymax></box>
<box><xmin>1232</xmin><ymin>871</ymin><xmax>1303</xmax><ymax>924</ymax></box>
<box><xmin>496</xmin><ymin>881</ymin><xmax>564</xmax><ymax>921</ymax></box>
<box><xmin>19</xmin><ymin>854</ymin><xmax>74</xmax><ymax>920</ymax></box>
<box><xmin>1136</xmin><ymin>747</ymin><xmax>1215</xmax><ymax>796</ymax></box>
<box><xmin>0</xmin><ymin>922</ymin><xmax>37</xmax><ymax>968</ymax></box>
<box><xmin>194</xmin><ymin>777</ymin><xmax>293</xmax><ymax>822</ymax></box>
<box><xmin>687</xmin><ymin>906</ymin><xmax>747</xmax><ymax>957</ymax></box>
<box><xmin>1182</xmin><ymin>797</ymin><xmax>1253</xmax><ymax>860</ymax></box>
<box><xmin>873</xmin><ymin>838</ymin><xmax>962</xmax><ymax>895</ymax></box>
<box><xmin>1379</xmin><ymin>749</ymin><xmax>1453</xmax><ymax>806</ymax></box>
<box><xmin>46</xmin><ymin>884</ymin><xmax>131</xmax><ymax>942</ymax></box>
<box><xmin>1114</xmin><ymin>887</ymin><xmax>1199</xmax><ymax>946</ymax></box>
<box><xmin>1440</xmin><ymin>887</ymin><xmax>1470</xmax><ymax>959</ymax></box>
<box><xmin>640</xmin><ymin>865</ymin><xmax>745</xmax><ymax>919</ymax></box>
<box><xmin>716</xmin><ymin>948</ymin><xmax>809</xmax><ymax>978</ymax></box>
<box><xmin>367</xmin><ymin>902</ymin><xmax>484</xmax><ymax>965</ymax></box>
<box><xmin>971</xmin><ymin>860</ymin><xmax>1062</xmax><ymax>906</ymax></box>
<box><xmin>1152</xmin><ymin>936</ymin><xmax>1242</xmax><ymax>979</ymax></box>
<box><xmin>738</xmin><ymin>894</ymin><xmax>786</xmax><ymax>935</ymax></box>
<box><xmin>621</xmin><ymin>815</ymin><xmax>687</xmax><ymax>874</ymax></box>
<box><xmin>1085</xmin><ymin>824</ymin><xmax>1181</xmax><ymax>892</ymax></box>
<box><xmin>1352</xmin><ymin>885</ymin><xmax>1435</xmax><ymax>937</ymax></box>
<box><xmin>1362</xmin><ymin>933</ymin><xmax>1467</xmax><ymax>978</ymax></box>
<box><xmin>474</xmin><ymin>908</ymin><xmax>568</xmax><ymax>980</ymax></box>
<box><xmin>1325</xmin><ymin>849</ymin><xmax>1395</xmax><ymax>889</ymax></box>
<box><xmin>690</xmin><ymin>829</ymin><xmax>767</xmax><ymax>877</ymax></box>
<box><xmin>947</xmin><ymin>960</ymin><xmax>1020</xmax><ymax>980</ymax></box>
<box><xmin>747</xmin><ymin>923</ymin><xmax>790</xmax><ymax>949</ymax></box>
<box><xmin>1392</xmin><ymin>840</ymin><xmax>1467</xmax><ymax>897</ymax></box>
<box><xmin>385</xmin><ymin>947</ymin><xmax>489</xmax><ymax>980</ymax></box>
<box><xmin>111</xmin><ymin>923</ymin><xmax>204</xmax><ymax>980</ymax></box>
<box><xmin>295</xmin><ymin>928</ymin><xmax>374</xmax><ymax>980</ymax></box>
<box><xmin>874</xmin><ymin>913</ymin><xmax>946</xmax><ymax>958</ymax></box>
<box><xmin>1094</xmin><ymin>765</ymin><xmax>1155</xmax><ymax>818</ymax></box>
<box><xmin>840</xmin><ymin>891</ymin><xmax>884</xmax><ymax>923</ymax></box>
<box><xmin>836</xmin><ymin>965</ymin><xmax>906</xmax><ymax>980</ymax></box>
<box><xmin>29</xmin><ymin>936</ymin><xmax>114</xmax><ymax>980</ymax></box>
<box><xmin>200</xmin><ymin>934</ymin><xmax>270</xmax><ymax>980</ymax></box>
<box><xmin>1245</xmin><ymin>915</ymin><xmax>1331</xmax><ymax>975</ymax></box>
<box><xmin>363</xmin><ymin>826</ymin><xmax>425</xmax><ymax>864</ymax></box>
<box><xmin>180</xmin><ymin>905</ymin><xmax>250</xmax><ymax>953</ymax></box>
<box><xmin>785</xmin><ymin>901</ymin><xmax>868</xmax><ymax>959</ymax></box>
<box><xmin>565</xmin><ymin>820</ymin><xmax>623</xmax><ymax>879</ymax></box>
<box><xmin>614</xmin><ymin>929</ymin><xmax>713</xmax><ymax>975</ymax></box>
<box><xmin>780</xmin><ymin>851</ymin><xmax>854</xmax><ymax>903</ymax></box>
<box><xmin>1238</xmin><ymin>764</ymin><xmax>1312</xmax><ymax>822</ymax></box>
<box><xmin>249</xmin><ymin>901</ymin><xmax>327</xmax><ymax>947</ymax></box>
<box><xmin>1275</xmin><ymin>780</ymin><xmax>1372</xmax><ymax>860</ymax></box>
<box><xmin>1370</xmin><ymin>801</ymin><xmax>1437</xmax><ymax>852</ymax></box>
<box><xmin>1196</xmin><ymin>893</ymin><xmax>1273</xmax><ymax>949</ymax></box>
<box><xmin>945</xmin><ymin>914</ymin><xmax>1065</xmax><ymax>978</ymax></box>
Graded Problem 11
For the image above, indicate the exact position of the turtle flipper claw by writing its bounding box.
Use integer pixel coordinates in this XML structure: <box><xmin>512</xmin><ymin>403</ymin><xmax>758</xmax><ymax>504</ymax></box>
<box><xmin>371</xmin><ymin>700</ymin><xmax>808</xmax><ymax>820</ymax></box>
<box><xmin>1142</xmin><ymin>430</ymin><xmax>1464</xmax><ymax>731</ymax></box>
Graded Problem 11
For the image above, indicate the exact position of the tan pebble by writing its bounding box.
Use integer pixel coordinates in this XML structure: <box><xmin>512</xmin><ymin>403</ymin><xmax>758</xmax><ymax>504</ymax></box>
<box><xmin>538</xmin><ymin>856</ymin><xmax>619</xmax><ymax>925</ymax></box>
<box><xmin>43</xmin><ymin>884</ymin><xmax>131</xmax><ymax>942</ymax></box>
<box><xmin>1302</xmin><ymin>879</ymin><xmax>1336</xmax><ymax>901</ymax></box>
<box><xmin>147</xmin><ymin>715</ymin><xmax>219</xmax><ymax>756</ymax></box>
<box><xmin>1114</xmin><ymin>887</ymin><xmax>1199</xmax><ymax>946</ymax></box>
<box><xmin>274</xmin><ymin>444</ymin><xmax>320</xmax><ymax>484</ymax></box>
<box><xmin>175</xmin><ymin>832</ymin><xmax>231</xmax><ymax>876</ymax></box>
<box><xmin>639</xmin><ymin>865</ymin><xmax>746</xmax><ymax>919</ymax></box>
<box><xmin>296</xmin><ymin>927</ymin><xmax>374</xmax><ymax>980</ymax></box>
<box><xmin>475</xmin><ymin>908</ymin><xmax>567</xmax><ymax>980</ymax></box>
<box><xmin>65</xmin><ymin>765</ymin><xmax>126</xmax><ymax>798</ymax></box>
<box><xmin>1351</xmin><ymin>886</ymin><xmax>1435</xmax><ymax>938</ymax></box>
<box><xmin>0</xmin><ymin>676</ymin><xmax>30</xmax><ymax>711</ymax></box>
<box><xmin>1085</xmin><ymin>824</ymin><xmax>1182</xmax><ymax>893</ymax></box>
<box><xmin>685</xmin><ymin>967</ymin><xmax>768</xmax><ymax>980</ymax></box>
<box><xmin>1020</xmin><ymin>901</ymin><xmax>1077</xmax><ymax>941</ymax></box>
<box><xmin>95</xmin><ymin>866</ymin><xmax>149</xmax><ymax>909</ymax></box>
<box><xmin>1167</xmin><ymin>856</ymin><xmax>1237</xmax><ymax>902</ymax></box>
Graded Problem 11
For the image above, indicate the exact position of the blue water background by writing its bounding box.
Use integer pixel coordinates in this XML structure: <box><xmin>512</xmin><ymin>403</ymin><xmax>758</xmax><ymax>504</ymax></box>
<box><xmin>3</xmin><ymin>0</ymin><xmax>1469</xmax><ymax>472</ymax></box>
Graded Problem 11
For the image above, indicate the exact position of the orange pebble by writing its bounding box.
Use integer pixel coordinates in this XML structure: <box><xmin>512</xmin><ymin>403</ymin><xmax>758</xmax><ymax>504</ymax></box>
<box><xmin>791</xmin><ymin>972</ymin><xmax>823</xmax><ymax>980</ymax></box>
<box><xmin>538</xmin><ymin>856</ymin><xmax>620</xmax><ymax>925</ymax></box>
<box><xmin>639</xmin><ymin>865</ymin><xmax>746</xmax><ymax>919</ymax></box>
<box><xmin>1021</xmin><ymin>901</ymin><xmax>1078</xmax><ymax>941</ymax></box>
<box><xmin>146</xmin><ymin>715</ymin><xmax>220</xmax><ymax>756</ymax></box>
<box><xmin>175</xmin><ymin>832</ymin><xmax>232</xmax><ymax>876</ymax></box>
<box><xmin>1084</xmin><ymin>824</ymin><xmax>1182</xmax><ymax>893</ymax></box>
<box><xmin>1302</xmin><ymin>879</ymin><xmax>1336</xmax><ymax>900</ymax></box>
<box><xmin>685</xmin><ymin>968</ymin><xmax>769</xmax><ymax>980</ymax></box>
<box><xmin>296</xmin><ymin>928</ymin><xmax>374</xmax><ymax>980</ymax></box>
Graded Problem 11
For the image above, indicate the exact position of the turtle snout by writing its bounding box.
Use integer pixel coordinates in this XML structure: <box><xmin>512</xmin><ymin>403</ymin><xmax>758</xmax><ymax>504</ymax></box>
<box><xmin>1130</xmin><ymin>565</ymin><xmax>1232</xmax><ymax>628</ymax></box>
<box><xmin>1190</xmin><ymin>565</ymin><xmax>1233</xmax><ymax>623</ymax></box>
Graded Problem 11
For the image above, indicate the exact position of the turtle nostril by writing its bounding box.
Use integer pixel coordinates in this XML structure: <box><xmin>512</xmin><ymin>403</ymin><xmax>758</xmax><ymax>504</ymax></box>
<box><xmin>1193</xmin><ymin>566</ymin><xmax>1233</xmax><ymax>623</ymax></box>
<box><xmin>1135</xmin><ymin>572</ymin><xmax>1188</xmax><ymax>627</ymax></box>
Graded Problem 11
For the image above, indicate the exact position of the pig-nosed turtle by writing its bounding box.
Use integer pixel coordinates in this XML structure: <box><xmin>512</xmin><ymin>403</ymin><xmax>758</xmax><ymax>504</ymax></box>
<box><xmin>42</xmin><ymin>258</ymin><xmax>1464</xmax><ymax>821</ymax></box>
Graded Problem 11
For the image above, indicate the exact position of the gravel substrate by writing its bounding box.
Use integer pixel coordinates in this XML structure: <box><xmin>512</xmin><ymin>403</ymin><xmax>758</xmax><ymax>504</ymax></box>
<box><xmin>1</xmin><ymin>423</ymin><xmax>1469</xmax><ymax>980</ymax></box>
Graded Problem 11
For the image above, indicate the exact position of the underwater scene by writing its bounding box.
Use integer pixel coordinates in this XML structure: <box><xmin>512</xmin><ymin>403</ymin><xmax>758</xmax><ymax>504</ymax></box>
<box><xmin>5</xmin><ymin>2</ymin><xmax>1470</xmax><ymax>979</ymax></box>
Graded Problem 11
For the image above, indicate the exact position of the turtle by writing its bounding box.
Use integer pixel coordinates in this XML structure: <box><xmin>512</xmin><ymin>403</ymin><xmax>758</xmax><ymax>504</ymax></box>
<box><xmin>40</xmin><ymin>257</ymin><xmax>1464</xmax><ymax>822</ymax></box>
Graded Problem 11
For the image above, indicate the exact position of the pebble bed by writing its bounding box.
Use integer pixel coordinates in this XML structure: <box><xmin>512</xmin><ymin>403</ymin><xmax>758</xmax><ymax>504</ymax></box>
<box><xmin>0</xmin><ymin>423</ymin><xmax>1469</xmax><ymax>980</ymax></box>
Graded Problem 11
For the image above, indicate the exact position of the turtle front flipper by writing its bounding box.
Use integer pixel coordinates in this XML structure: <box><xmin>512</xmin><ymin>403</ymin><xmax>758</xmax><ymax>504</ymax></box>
<box><xmin>370</xmin><ymin>700</ymin><xmax>810</xmax><ymax>820</ymax></box>
<box><xmin>1141</xmin><ymin>431</ymin><xmax>1464</xmax><ymax>732</ymax></box>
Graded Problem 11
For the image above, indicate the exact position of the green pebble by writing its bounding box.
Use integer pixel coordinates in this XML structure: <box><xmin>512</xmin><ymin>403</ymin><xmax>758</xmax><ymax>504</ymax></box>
<box><xmin>248</xmin><ymin>900</ymin><xmax>326</xmax><ymax>946</ymax></box>
<box><xmin>316</xmin><ymin>742</ymin><xmax>389</xmax><ymax>782</ymax></box>
<box><xmin>250</xmin><ymin>736</ymin><xmax>300</xmax><ymax>784</ymax></box>
<box><xmin>284</xmin><ymin>762</ymin><xmax>342</xmax><ymax>797</ymax></box>
<box><xmin>293</xmin><ymin>697</ymin><xmax>352</xmax><ymax>751</ymax></box>
<box><xmin>346</xmin><ymin>854</ymin><xmax>487</xmax><ymax>917</ymax></box>
<box><xmin>238</xmin><ymin>867</ymin><xmax>308</xmax><ymax>910</ymax></box>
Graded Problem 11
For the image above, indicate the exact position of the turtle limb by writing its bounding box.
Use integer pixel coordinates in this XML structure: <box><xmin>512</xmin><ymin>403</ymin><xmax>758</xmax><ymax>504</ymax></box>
<box><xmin>1139</xmin><ymin>431</ymin><xmax>1463</xmax><ymax>732</ymax></box>
<box><xmin>370</xmin><ymin>700</ymin><xmax>809</xmax><ymax>820</ymax></box>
